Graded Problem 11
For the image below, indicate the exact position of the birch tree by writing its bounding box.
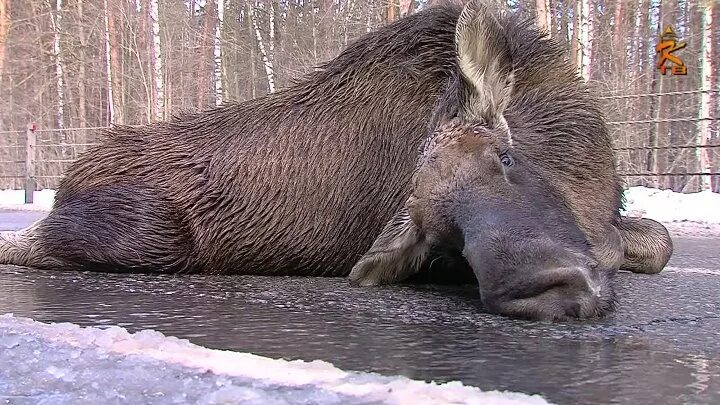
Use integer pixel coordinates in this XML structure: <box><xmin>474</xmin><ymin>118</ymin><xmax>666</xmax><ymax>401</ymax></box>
<box><xmin>399</xmin><ymin>0</ymin><xmax>414</xmax><ymax>17</ymax></box>
<box><xmin>105</xmin><ymin>0</ymin><xmax>124</xmax><ymax>124</ymax></box>
<box><xmin>249</xmin><ymin>1</ymin><xmax>275</xmax><ymax>93</ymax></box>
<box><xmin>697</xmin><ymin>0</ymin><xmax>714</xmax><ymax>190</ymax></box>
<box><xmin>0</xmin><ymin>0</ymin><xmax>9</xmax><ymax>82</ymax></box>
<box><xmin>612</xmin><ymin>0</ymin><xmax>625</xmax><ymax>71</ymax></box>
<box><xmin>51</xmin><ymin>0</ymin><xmax>65</xmax><ymax>129</ymax></box>
<box><xmin>197</xmin><ymin>0</ymin><xmax>214</xmax><ymax>107</ymax></box>
<box><xmin>150</xmin><ymin>0</ymin><xmax>164</xmax><ymax>120</ymax></box>
<box><xmin>75</xmin><ymin>0</ymin><xmax>88</xmax><ymax>130</ymax></box>
<box><xmin>576</xmin><ymin>0</ymin><xmax>593</xmax><ymax>80</ymax></box>
<box><xmin>214</xmin><ymin>0</ymin><xmax>225</xmax><ymax>105</ymax></box>
<box><xmin>103</xmin><ymin>0</ymin><xmax>115</xmax><ymax>124</ymax></box>
<box><xmin>387</xmin><ymin>0</ymin><xmax>396</xmax><ymax>22</ymax></box>
<box><xmin>268</xmin><ymin>0</ymin><xmax>274</xmax><ymax>68</ymax></box>
<box><xmin>651</xmin><ymin>0</ymin><xmax>676</xmax><ymax>189</ymax></box>
<box><xmin>246</xmin><ymin>4</ymin><xmax>257</xmax><ymax>99</ymax></box>
<box><xmin>536</xmin><ymin>0</ymin><xmax>551</xmax><ymax>36</ymax></box>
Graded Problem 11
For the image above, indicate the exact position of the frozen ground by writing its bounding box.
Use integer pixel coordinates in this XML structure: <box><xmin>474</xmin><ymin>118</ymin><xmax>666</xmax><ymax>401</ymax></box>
<box><xmin>0</xmin><ymin>314</ymin><xmax>549</xmax><ymax>405</ymax></box>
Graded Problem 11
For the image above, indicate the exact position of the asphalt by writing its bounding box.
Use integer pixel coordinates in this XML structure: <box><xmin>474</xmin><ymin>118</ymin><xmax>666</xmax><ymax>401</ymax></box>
<box><xmin>0</xmin><ymin>210</ymin><xmax>719</xmax><ymax>405</ymax></box>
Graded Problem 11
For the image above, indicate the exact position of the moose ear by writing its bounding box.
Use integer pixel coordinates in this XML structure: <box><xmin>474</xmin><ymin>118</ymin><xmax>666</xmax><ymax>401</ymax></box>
<box><xmin>348</xmin><ymin>206</ymin><xmax>429</xmax><ymax>286</ymax></box>
<box><xmin>455</xmin><ymin>0</ymin><xmax>514</xmax><ymax>125</ymax></box>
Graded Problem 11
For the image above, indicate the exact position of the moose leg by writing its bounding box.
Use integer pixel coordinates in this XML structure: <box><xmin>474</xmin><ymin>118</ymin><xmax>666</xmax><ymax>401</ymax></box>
<box><xmin>0</xmin><ymin>182</ymin><xmax>198</xmax><ymax>274</ymax></box>
<box><xmin>590</xmin><ymin>225</ymin><xmax>626</xmax><ymax>274</ymax></box>
<box><xmin>349</xmin><ymin>207</ymin><xmax>429</xmax><ymax>286</ymax></box>
<box><xmin>616</xmin><ymin>217</ymin><xmax>673</xmax><ymax>274</ymax></box>
<box><xmin>0</xmin><ymin>220</ymin><xmax>66</xmax><ymax>270</ymax></box>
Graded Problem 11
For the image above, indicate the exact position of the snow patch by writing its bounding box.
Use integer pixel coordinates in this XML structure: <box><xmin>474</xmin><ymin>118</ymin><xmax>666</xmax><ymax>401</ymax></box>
<box><xmin>622</xmin><ymin>186</ymin><xmax>720</xmax><ymax>224</ymax></box>
<box><xmin>0</xmin><ymin>189</ymin><xmax>55</xmax><ymax>211</ymax></box>
<box><xmin>0</xmin><ymin>314</ymin><xmax>551</xmax><ymax>405</ymax></box>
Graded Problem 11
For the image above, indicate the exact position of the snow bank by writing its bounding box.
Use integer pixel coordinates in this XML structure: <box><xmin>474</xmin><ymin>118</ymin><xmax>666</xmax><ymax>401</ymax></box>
<box><xmin>2</xmin><ymin>186</ymin><xmax>718</xmax><ymax>224</ymax></box>
<box><xmin>0</xmin><ymin>314</ymin><xmax>550</xmax><ymax>405</ymax></box>
<box><xmin>0</xmin><ymin>189</ymin><xmax>55</xmax><ymax>211</ymax></box>
<box><xmin>622</xmin><ymin>186</ymin><xmax>720</xmax><ymax>224</ymax></box>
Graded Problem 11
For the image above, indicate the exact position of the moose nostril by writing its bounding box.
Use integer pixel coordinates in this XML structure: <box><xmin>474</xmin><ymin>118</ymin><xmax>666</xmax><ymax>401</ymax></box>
<box><xmin>508</xmin><ymin>267</ymin><xmax>590</xmax><ymax>301</ymax></box>
<box><xmin>486</xmin><ymin>266</ymin><xmax>607</xmax><ymax>321</ymax></box>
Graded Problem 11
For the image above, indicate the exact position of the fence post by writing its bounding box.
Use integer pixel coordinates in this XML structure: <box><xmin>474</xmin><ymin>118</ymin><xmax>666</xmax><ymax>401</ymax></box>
<box><xmin>25</xmin><ymin>123</ymin><xmax>37</xmax><ymax>204</ymax></box>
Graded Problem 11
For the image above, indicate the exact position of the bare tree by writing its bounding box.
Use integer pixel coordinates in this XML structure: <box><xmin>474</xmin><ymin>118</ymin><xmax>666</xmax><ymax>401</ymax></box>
<box><xmin>197</xmin><ymin>0</ymin><xmax>215</xmax><ymax>108</ymax></box>
<box><xmin>0</xmin><ymin>0</ymin><xmax>8</xmax><ymax>80</ymax></box>
<box><xmin>103</xmin><ymin>0</ymin><xmax>115</xmax><ymax>124</ymax></box>
<box><xmin>698</xmin><ymin>0</ymin><xmax>714</xmax><ymax>190</ymax></box>
<box><xmin>50</xmin><ymin>0</ymin><xmax>65</xmax><ymax>129</ymax></box>
<box><xmin>536</xmin><ymin>0</ymin><xmax>551</xmax><ymax>36</ymax></box>
<box><xmin>0</xmin><ymin>0</ymin><xmax>718</xmax><ymax>191</ymax></box>
<box><xmin>249</xmin><ymin>1</ymin><xmax>275</xmax><ymax>93</ymax></box>
<box><xmin>576</xmin><ymin>0</ymin><xmax>593</xmax><ymax>79</ymax></box>
<box><xmin>105</xmin><ymin>0</ymin><xmax>124</xmax><ymax>124</ymax></box>
<box><xmin>75</xmin><ymin>0</ymin><xmax>88</xmax><ymax>130</ymax></box>
<box><xmin>150</xmin><ymin>0</ymin><xmax>164</xmax><ymax>120</ymax></box>
<box><xmin>214</xmin><ymin>0</ymin><xmax>225</xmax><ymax>105</ymax></box>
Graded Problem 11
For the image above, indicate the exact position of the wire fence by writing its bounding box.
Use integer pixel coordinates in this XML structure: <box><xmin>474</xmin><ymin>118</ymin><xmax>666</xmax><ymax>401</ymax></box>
<box><xmin>1</xmin><ymin>91</ymin><xmax>719</xmax><ymax>199</ymax></box>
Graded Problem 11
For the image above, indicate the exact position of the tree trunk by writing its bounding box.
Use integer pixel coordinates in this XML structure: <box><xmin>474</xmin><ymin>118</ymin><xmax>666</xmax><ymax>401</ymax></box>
<box><xmin>197</xmin><ymin>0</ymin><xmax>214</xmax><ymax>108</ymax></box>
<box><xmin>51</xmin><ymin>0</ymin><xmax>65</xmax><ymax>129</ymax></box>
<box><xmin>150</xmin><ymin>0</ymin><xmax>163</xmax><ymax>120</ymax></box>
<box><xmin>249</xmin><ymin>1</ymin><xmax>275</xmax><ymax>93</ymax></box>
<box><xmin>652</xmin><ymin>0</ymin><xmax>676</xmax><ymax>189</ymax></box>
<box><xmin>570</xmin><ymin>0</ymin><xmax>580</xmax><ymax>68</ymax></box>
<box><xmin>632</xmin><ymin>0</ymin><xmax>648</xmax><ymax>78</ymax></box>
<box><xmin>646</xmin><ymin>1</ymin><xmax>661</xmax><ymax>187</ymax></box>
<box><xmin>697</xmin><ymin>0</ymin><xmax>714</xmax><ymax>190</ymax></box>
<box><xmin>76</xmin><ymin>0</ymin><xmax>88</xmax><ymax>132</ymax></box>
<box><xmin>312</xmin><ymin>0</ymin><xmax>318</xmax><ymax>60</ymax></box>
<box><xmin>214</xmin><ymin>0</ymin><xmax>224</xmax><ymax>105</ymax></box>
<box><xmin>559</xmin><ymin>0</ymin><xmax>569</xmax><ymax>47</ymax></box>
<box><xmin>570</xmin><ymin>0</ymin><xmax>591</xmax><ymax>77</ymax></box>
<box><xmin>323</xmin><ymin>0</ymin><xmax>333</xmax><ymax>58</ymax></box>
<box><xmin>140</xmin><ymin>0</ymin><xmax>153</xmax><ymax>120</ymax></box>
<box><xmin>712</xmin><ymin>2</ymin><xmax>720</xmax><ymax>192</ymax></box>
<box><xmin>0</xmin><ymin>0</ymin><xmax>9</xmax><ymax>86</ymax></box>
<box><xmin>247</xmin><ymin>4</ymin><xmax>256</xmax><ymax>100</ymax></box>
<box><xmin>612</xmin><ymin>0</ymin><xmax>625</xmax><ymax>72</ymax></box>
<box><xmin>342</xmin><ymin>0</ymin><xmax>357</xmax><ymax>47</ymax></box>
<box><xmin>105</xmin><ymin>0</ymin><xmax>124</xmax><ymax>125</ymax></box>
<box><xmin>399</xmin><ymin>0</ymin><xmax>414</xmax><ymax>17</ymax></box>
<box><xmin>536</xmin><ymin>0</ymin><xmax>551</xmax><ymax>36</ymax></box>
<box><xmin>578</xmin><ymin>0</ymin><xmax>593</xmax><ymax>80</ymax></box>
<box><xmin>103</xmin><ymin>0</ymin><xmax>114</xmax><ymax>125</ymax></box>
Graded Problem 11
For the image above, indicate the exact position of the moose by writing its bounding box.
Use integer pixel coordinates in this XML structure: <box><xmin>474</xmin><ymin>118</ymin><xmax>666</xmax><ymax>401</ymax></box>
<box><xmin>0</xmin><ymin>0</ymin><xmax>673</xmax><ymax>321</ymax></box>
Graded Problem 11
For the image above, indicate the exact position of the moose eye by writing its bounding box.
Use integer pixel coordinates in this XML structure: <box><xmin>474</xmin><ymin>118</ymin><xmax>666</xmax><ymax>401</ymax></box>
<box><xmin>499</xmin><ymin>152</ymin><xmax>514</xmax><ymax>167</ymax></box>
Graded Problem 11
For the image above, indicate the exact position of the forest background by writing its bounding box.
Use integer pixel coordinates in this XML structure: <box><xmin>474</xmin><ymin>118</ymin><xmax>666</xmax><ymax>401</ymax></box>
<box><xmin>0</xmin><ymin>0</ymin><xmax>717</xmax><ymax>192</ymax></box>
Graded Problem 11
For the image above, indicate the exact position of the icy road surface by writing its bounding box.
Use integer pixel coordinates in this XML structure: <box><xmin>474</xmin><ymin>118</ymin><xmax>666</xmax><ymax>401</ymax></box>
<box><xmin>0</xmin><ymin>315</ymin><xmax>547</xmax><ymax>405</ymax></box>
<box><xmin>1</xmin><ymin>209</ymin><xmax>720</xmax><ymax>404</ymax></box>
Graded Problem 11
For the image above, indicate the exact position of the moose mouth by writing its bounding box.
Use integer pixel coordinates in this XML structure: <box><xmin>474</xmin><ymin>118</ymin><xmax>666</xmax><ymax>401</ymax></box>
<box><xmin>462</xmin><ymin>232</ymin><xmax>616</xmax><ymax>321</ymax></box>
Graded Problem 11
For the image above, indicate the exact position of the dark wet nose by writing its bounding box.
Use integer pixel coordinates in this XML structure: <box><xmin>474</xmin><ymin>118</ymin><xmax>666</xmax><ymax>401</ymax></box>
<box><xmin>480</xmin><ymin>266</ymin><xmax>613</xmax><ymax>321</ymax></box>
